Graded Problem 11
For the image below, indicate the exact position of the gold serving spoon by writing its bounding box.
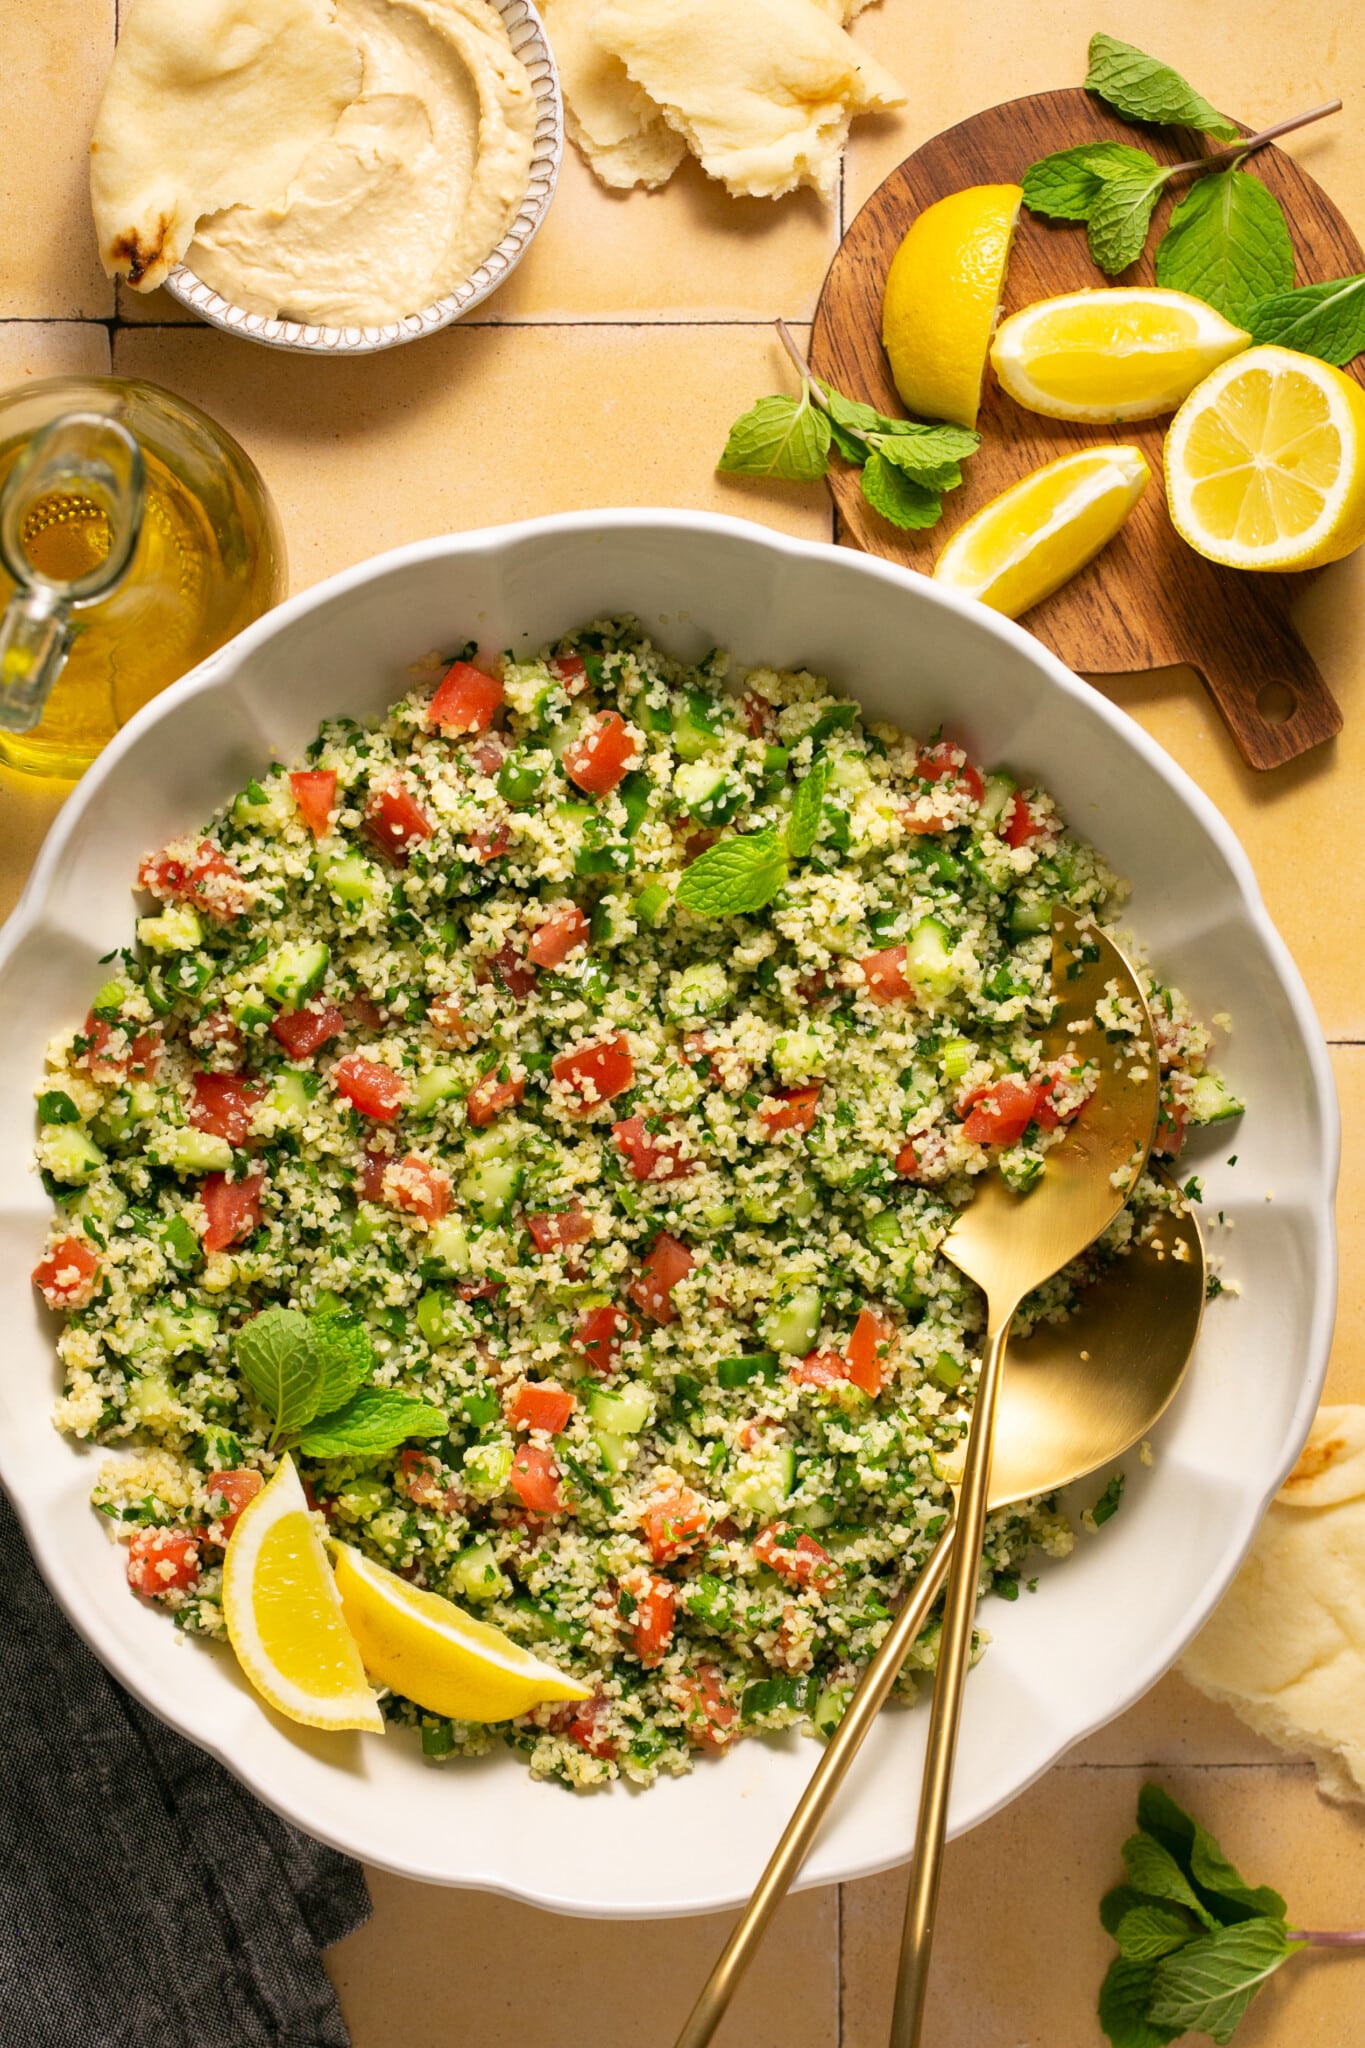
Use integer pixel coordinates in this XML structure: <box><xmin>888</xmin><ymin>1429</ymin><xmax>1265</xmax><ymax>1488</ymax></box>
<box><xmin>676</xmin><ymin>911</ymin><xmax>1165</xmax><ymax>2048</ymax></box>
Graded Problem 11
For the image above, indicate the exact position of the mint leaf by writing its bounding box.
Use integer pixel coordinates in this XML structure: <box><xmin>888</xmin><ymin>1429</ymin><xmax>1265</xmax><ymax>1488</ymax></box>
<box><xmin>1245</xmin><ymin>273</ymin><xmax>1365</xmax><ymax>364</ymax></box>
<box><xmin>297</xmin><ymin>1385</ymin><xmax>447</xmax><ymax>1459</ymax></box>
<box><xmin>311</xmin><ymin>1311</ymin><xmax>375</xmax><ymax>1416</ymax></box>
<box><xmin>1087</xmin><ymin>166</ymin><xmax>1167</xmax><ymax>275</ymax></box>
<box><xmin>1023</xmin><ymin>141</ymin><xmax>1162</xmax><ymax>221</ymax></box>
<box><xmin>1084</xmin><ymin>34</ymin><xmax>1240</xmax><ymax>143</ymax></box>
<box><xmin>1147</xmin><ymin>1920</ymin><xmax>1304</xmax><ymax>2044</ymax></box>
<box><xmin>675</xmin><ymin>826</ymin><xmax>789</xmax><ymax>918</ymax></box>
<box><xmin>788</xmin><ymin>757</ymin><xmax>831</xmax><ymax>858</ymax></box>
<box><xmin>821</xmin><ymin>385</ymin><xmax>885</xmax><ymax>437</ymax></box>
<box><xmin>1122</xmin><ymin>1834</ymin><xmax>1220</xmax><ymax>1929</ymax></box>
<box><xmin>1091</xmin><ymin>1471</ymin><xmax>1125</xmax><ymax>1525</ymax></box>
<box><xmin>860</xmin><ymin>451</ymin><xmax>942</xmax><ymax>530</ymax></box>
<box><xmin>1155</xmin><ymin>169</ymin><xmax>1293</xmax><ymax>322</ymax></box>
<box><xmin>1102</xmin><ymin>1884</ymin><xmax>1159</xmax><ymax>1938</ymax></box>
<box><xmin>871</xmin><ymin>424</ymin><xmax>980</xmax><ymax>493</ymax></box>
<box><xmin>233</xmin><ymin>1308</ymin><xmax>323</xmax><ymax>1446</ymax></box>
<box><xmin>1116</xmin><ymin>1903</ymin><xmax>1200</xmax><ymax>1962</ymax></box>
<box><xmin>718</xmin><ymin>386</ymin><xmax>831</xmax><ymax>483</ymax></box>
<box><xmin>1137</xmin><ymin>1784</ymin><xmax>1287</xmax><ymax>1923</ymax></box>
<box><xmin>1098</xmin><ymin>1957</ymin><xmax>1180</xmax><ymax>2048</ymax></box>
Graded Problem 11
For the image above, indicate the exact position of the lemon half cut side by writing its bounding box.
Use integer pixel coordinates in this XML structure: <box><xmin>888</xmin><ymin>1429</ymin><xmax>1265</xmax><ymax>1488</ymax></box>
<box><xmin>933</xmin><ymin>443</ymin><xmax>1150</xmax><ymax>618</ymax></box>
<box><xmin>332</xmin><ymin>1542</ymin><xmax>591</xmax><ymax>1724</ymax></box>
<box><xmin>222</xmin><ymin>1454</ymin><xmax>384</xmax><ymax>1733</ymax></box>
<box><xmin>991</xmin><ymin>287</ymin><xmax>1251</xmax><ymax>423</ymax></box>
<box><xmin>1165</xmin><ymin>344</ymin><xmax>1365</xmax><ymax>571</ymax></box>
<box><xmin>881</xmin><ymin>183</ymin><xmax>1022</xmax><ymax>430</ymax></box>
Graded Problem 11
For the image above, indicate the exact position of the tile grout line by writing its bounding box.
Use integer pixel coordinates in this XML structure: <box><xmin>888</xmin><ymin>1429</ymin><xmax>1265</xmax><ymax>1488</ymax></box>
<box><xmin>835</xmin><ymin>1878</ymin><xmax>844</xmax><ymax>2048</ymax></box>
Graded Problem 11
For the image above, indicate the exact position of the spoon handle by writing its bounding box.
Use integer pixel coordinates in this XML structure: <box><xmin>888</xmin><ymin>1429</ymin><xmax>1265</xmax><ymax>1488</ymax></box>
<box><xmin>888</xmin><ymin>1312</ymin><xmax>1011</xmax><ymax>2048</ymax></box>
<box><xmin>673</xmin><ymin>1518</ymin><xmax>959</xmax><ymax>2048</ymax></box>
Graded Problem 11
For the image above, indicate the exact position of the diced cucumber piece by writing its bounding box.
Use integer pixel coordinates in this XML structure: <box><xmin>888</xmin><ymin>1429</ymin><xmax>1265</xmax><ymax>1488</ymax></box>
<box><xmin>126</xmin><ymin>1371</ymin><xmax>178</xmax><ymax>1428</ymax></box>
<box><xmin>39</xmin><ymin>1126</ymin><xmax>105</xmax><ymax>1184</ymax></box>
<box><xmin>863</xmin><ymin>1211</ymin><xmax>904</xmax><ymax>1252</ymax></box>
<box><xmin>233</xmin><ymin>777</ymin><xmax>295</xmax><ymax>833</ymax></box>
<box><xmin>620</xmin><ymin>772</ymin><xmax>651</xmax><ymax>838</ymax></box>
<box><xmin>587</xmin><ymin>1381</ymin><xmax>652</xmax><ymax>1434</ymax></box>
<box><xmin>496</xmin><ymin>753</ymin><xmax>546</xmax><ymax>807</ymax></box>
<box><xmin>762</xmin><ymin>1283</ymin><xmax>822</xmax><ymax>1358</ymax></box>
<box><xmin>813</xmin><ymin>1685</ymin><xmax>850</xmax><ymax>1740</ymax></box>
<box><xmin>1188</xmin><ymin>1073</ymin><xmax>1245</xmax><ymax>1126</ymax></box>
<box><xmin>932</xmin><ymin>1352</ymin><xmax>965</xmax><ymax>1389</ymax></box>
<box><xmin>633</xmin><ymin>880</ymin><xmax>672</xmax><ymax>930</ymax></box>
<box><xmin>939</xmin><ymin>1036</ymin><xmax>973</xmax><ymax>1083</ymax></box>
<box><xmin>91</xmin><ymin>979</ymin><xmax>131</xmax><ymax>1021</ymax></box>
<box><xmin>683</xmin><ymin>1572</ymin><xmax>733</xmax><ymax>1630</ymax></box>
<box><xmin>461</xmin><ymin>1387</ymin><xmax>500</xmax><ymax>1429</ymax></box>
<box><xmin>149</xmin><ymin>1127</ymin><xmax>234</xmax><ymax>1175</ymax></box>
<box><xmin>416</xmin><ymin>1289</ymin><xmax>458</xmax><ymax>1346</ymax></box>
<box><xmin>459</xmin><ymin>1131</ymin><xmax>523</xmax><ymax>1225</ymax></box>
<box><xmin>426</xmin><ymin>1216</ymin><xmax>470</xmax><ymax>1274</ymax></box>
<box><xmin>725</xmin><ymin>1440</ymin><xmax>795</xmax><ymax>1519</ymax></box>
<box><xmin>449</xmin><ymin>1538</ymin><xmax>507</xmax><ymax>1604</ymax></box>
<box><xmin>979</xmin><ymin>771</ymin><xmax>1016</xmax><ymax>827</ymax></box>
<box><xmin>590</xmin><ymin>894</ymin><xmax>631</xmax><ymax>948</ymax></box>
<box><xmin>268</xmin><ymin>1069</ymin><xmax>315</xmax><ymax>1121</ymax></box>
<box><xmin>463</xmin><ymin>1436</ymin><xmax>513</xmax><ymax>1501</ymax></box>
<box><xmin>716</xmin><ymin>1352</ymin><xmax>779</xmax><ymax>1389</ymax></box>
<box><xmin>263</xmin><ymin>940</ymin><xmax>329</xmax><ymax>1007</ymax></box>
<box><xmin>159</xmin><ymin>1214</ymin><xmax>201</xmax><ymax>1268</ymax></box>
<box><xmin>906</xmin><ymin>919</ymin><xmax>958</xmax><ymax>996</ymax></box>
<box><xmin>666</xmin><ymin>961</ymin><xmax>731</xmax><ymax>1020</ymax></box>
<box><xmin>69</xmin><ymin>1178</ymin><xmax>128</xmax><ymax>1231</ymax></box>
<box><xmin>143</xmin><ymin>1303</ymin><xmax>217</xmax><ymax>1359</ymax></box>
<box><xmin>771</xmin><ymin>1026</ymin><xmax>825</xmax><ymax>1081</ymax></box>
<box><xmin>1008</xmin><ymin>895</ymin><xmax>1054</xmax><ymax>938</ymax></box>
<box><xmin>137</xmin><ymin>906</ymin><xmax>203</xmax><ymax>954</ymax></box>
<box><xmin>411</xmin><ymin>1066</ymin><xmax>462</xmax><ymax>1116</ymax></box>
<box><xmin>673</xmin><ymin>760</ymin><xmax>743</xmax><ymax>825</ymax></box>
<box><xmin>595</xmin><ymin>1429</ymin><xmax>637</xmax><ymax>1475</ymax></box>
<box><xmin>322</xmin><ymin>850</ymin><xmax>388</xmax><ymax>911</ymax></box>
<box><xmin>672</xmin><ymin>690</ymin><xmax>723</xmax><ymax>762</ymax></box>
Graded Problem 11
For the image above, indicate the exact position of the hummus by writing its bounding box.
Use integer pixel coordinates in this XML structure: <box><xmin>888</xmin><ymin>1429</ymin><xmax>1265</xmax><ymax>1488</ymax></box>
<box><xmin>92</xmin><ymin>0</ymin><xmax>536</xmax><ymax>325</ymax></box>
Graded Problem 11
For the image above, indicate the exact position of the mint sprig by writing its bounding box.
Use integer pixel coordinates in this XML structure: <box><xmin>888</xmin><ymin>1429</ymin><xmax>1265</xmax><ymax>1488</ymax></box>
<box><xmin>232</xmin><ymin>1304</ymin><xmax>446</xmax><ymax>1460</ymax></box>
<box><xmin>787</xmin><ymin>757</ymin><xmax>831</xmax><ymax>860</ymax></box>
<box><xmin>1097</xmin><ymin>1785</ymin><xmax>1361</xmax><ymax>2045</ymax></box>
<box><xmin>675</xmin><ymin>825</ymin><xmax>788</xmax><ymax>918</ymax></box>
<box><xmin>1155</xmin><ymin>168</ymin><xmax>1294</xmax><ymax>323</ymax></box>
<box><xmin>718</xmin><ymin>323</ymin><xmax>981</xmax><ymax>533</ymax></box>
<box><xmin>1085</xmin><ymin>33</ymin><xmax>1240</xmax><ymax>143</ymax></box>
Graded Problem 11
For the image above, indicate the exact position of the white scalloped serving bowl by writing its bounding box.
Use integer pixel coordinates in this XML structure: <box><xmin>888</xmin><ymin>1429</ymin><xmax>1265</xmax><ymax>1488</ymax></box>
<box><xmin>0</xmin><ymin>511</ymin><xmax>1336</xmax><ymax>1914</ymax></box>
<box><xmin>160</xmin><ymin>0</ymin><xmax>562</xmax><ymax>354</ymax></box>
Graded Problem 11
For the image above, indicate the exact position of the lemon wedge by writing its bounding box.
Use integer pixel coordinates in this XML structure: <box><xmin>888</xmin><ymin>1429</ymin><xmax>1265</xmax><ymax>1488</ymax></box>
<box><xmin>882</xmin><ymin>184</ymin><xmax>1022</xmax><ymax>429</ymax></box>
<box><xmin>933</xmin><ymin>444</ymin><xmax>1150</xmax><ymax>618</ymax></box>
<box><xmin>1165</xmin><ymin>343</ymin><xmax>1365</xmax><ymax>570</ymax></box>
<box><xmin>332</xmin><ymin>1542</ymin><xmax>591</xmax><ymax>1723</ymax></box>
<box><xmin>222</xmin><ymin>1455</ymin><xmax>384</xmax><ymax>1733</ymax></box>
<box><xmin>991</xmin><ymin>287</ymin><xmax>1250</xmax><ymax>423</ymax></box>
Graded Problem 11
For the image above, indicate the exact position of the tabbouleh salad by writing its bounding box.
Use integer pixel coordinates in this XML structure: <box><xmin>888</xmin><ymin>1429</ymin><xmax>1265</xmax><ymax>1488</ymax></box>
<box><xmin>31</xmin><ymin>619</ymin><xmax>1240</xmax><ymax>1787</ymax></box>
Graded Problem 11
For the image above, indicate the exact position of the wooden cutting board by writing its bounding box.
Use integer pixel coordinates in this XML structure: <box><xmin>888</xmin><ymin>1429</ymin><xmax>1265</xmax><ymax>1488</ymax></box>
<box><xmin>810</xmin><ymin>88</ymin><xmax>1365</xmax><ymax>770</ymax></box>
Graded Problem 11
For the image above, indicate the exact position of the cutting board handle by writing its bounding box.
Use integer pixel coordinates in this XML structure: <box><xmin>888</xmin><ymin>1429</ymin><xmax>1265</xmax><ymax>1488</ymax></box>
<box><xmin>1188</xmin><ymin>608</ymin><xmax>1342</xmax><ymax>771</ymax></box>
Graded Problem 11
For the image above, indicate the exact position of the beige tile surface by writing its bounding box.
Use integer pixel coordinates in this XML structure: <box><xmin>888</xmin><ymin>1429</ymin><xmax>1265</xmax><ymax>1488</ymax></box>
<box><xmin>0</xmin><ymin>0</ymin><xmax>114</xmax><ymax>319</ymax></box>
<box><xmin>328</xmin><ymin>1874</ymin><xmax>838</xmax><ymax>2048</ymax></box>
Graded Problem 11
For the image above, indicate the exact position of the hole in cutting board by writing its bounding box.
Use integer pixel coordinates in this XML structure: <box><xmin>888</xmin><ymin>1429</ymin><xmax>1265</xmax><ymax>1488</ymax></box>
<box><xmin>1256</xmin><ymin>680</ymin><xmax>1298</xmax><ymax>726</ymax></box>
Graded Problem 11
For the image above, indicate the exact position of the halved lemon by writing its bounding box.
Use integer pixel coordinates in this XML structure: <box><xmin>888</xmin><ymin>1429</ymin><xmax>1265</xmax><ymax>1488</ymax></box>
<box><xmin>332</xmin><ymin>1543</ymin><xmax>591</xmax><ymax>1723</ymax></box>
<box><xmin>1165</xmin><ymin>344</ymin><xmax>1365</xmax><ymax>570</ymax></box>
<box><xmin>990</xmin><ymin>288</ymin><xmax>1251</xmax><ymax>422</ymax></box>
<box><xmin>933</xmin><ymin>444</ymin><xmax>1150</xmax><ymax>618</ymax></box>
<box><xmin>882</xmin><ymin>184</ymin><xmax>1022</xmax><ymax>429</ymax></box>
<box><xmin>222</xmin><ymin>1455</ymin><xmax>384</xmax><ymax>1732</ymax></box>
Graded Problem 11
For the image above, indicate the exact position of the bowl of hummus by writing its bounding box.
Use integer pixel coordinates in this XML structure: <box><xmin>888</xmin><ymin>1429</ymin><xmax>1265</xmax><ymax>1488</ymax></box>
<box><xmin>90</xmin><ymin>0</ymin><xmax>562</xmax><ymax>354</ymax></box>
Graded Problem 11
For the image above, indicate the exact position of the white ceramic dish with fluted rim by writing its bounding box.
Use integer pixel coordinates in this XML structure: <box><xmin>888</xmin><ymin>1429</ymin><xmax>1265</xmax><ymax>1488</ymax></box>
<box><xmin>159</xmin><ymin>0</ymin><xmax>562</xmax><ymax>354</ymax></box>
<box><xmin>0</xmin><ymin>510</ymin><xmax>1336</xmax><ymax>1914</ymax></box>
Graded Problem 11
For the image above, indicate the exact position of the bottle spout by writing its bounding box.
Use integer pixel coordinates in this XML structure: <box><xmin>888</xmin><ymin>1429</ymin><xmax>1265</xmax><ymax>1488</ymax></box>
<box><xmin>0</xmin><ymin>410</ymin><xmax>144</xmax><ymax>735</ymax></box>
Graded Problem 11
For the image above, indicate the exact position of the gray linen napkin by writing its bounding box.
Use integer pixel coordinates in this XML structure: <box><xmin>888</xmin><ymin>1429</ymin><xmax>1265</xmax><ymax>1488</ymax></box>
<box><xmin>0</xmin><ymin>1489</ymin><xmax>371</xmax><ymax>2048</ymax></box>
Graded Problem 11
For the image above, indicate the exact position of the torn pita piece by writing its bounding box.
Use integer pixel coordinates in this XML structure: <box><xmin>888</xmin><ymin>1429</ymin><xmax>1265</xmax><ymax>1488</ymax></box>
<box><xmin>1182</xmin><ymin>1404</ymin><xmax>1365</xmax><ymax>1804</ymax></box>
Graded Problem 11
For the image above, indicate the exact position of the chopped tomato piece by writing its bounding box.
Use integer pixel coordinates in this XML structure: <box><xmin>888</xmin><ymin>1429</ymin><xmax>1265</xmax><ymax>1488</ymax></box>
<box><xmin>753</xmin><ymin>1524</ymin><xmax>840</xmax><ymax>1595</ymax></box>
<box><xmin>477</xmin><ymin>940</ymin><xmax>538</xmax><ymax>1003</ymax></box>
<box><xmin>1154</xmin><ymin>1097</ymin><xmax>1188</xmax><ymax>1158</ymax></box>
<box><xmin>845</xmin><ymin>1308</ymin><xmax>894</xmax><ymax>1397</ymax></box>
<box><xmin>383</xmin><ymin>1154</ymin><xmax>451</xmax><ymax>1223</ymax></box>
<box><xmin>562</xmin><ymin>710</ymin><xmax>639</xmax><ymax>796</ymax></box>
<box><xmin>678</xmin><ymin>1663</ymin><xmax>738</xmax><ymax>1749</ymax></box>
<box><xmin>395</xmin><ymin>1449</ymin><xmax>444</xmax><ymax>1508</ymax></box>
<box><xmin>683</xmin><ymin>826</ymin><xmax>719</xmax><ymax>863</ymax></box>
<box><xmin>127</xmin><ymin>1527</ymin><xmax>202</xmax><ymax>1598</ymax></box>
<box><xmin>860</xmin><ymin>945</ymin><xmax>914</xmax><ymax>1006</ymax></box>
<box><xmin>458</xmin><ymin>1277</ymin><xmax>503</xmax><ymax>1303</ymax></box>
<box><xmin>199</xmin><ymin>1171</ymin><xmax>264</xmax><ymax>1253</ymax></box>
<box><xmin>508</xmin><ymin>1382</ymin><xmax>576</xmax><ymax>1434</ymax></box>
<box><xmin>550</xmin><ymin>652</ymin><xmax>589</xmax><ymax>692</ymax></box>
<box><xmin>363</xmin><ymin>781</ymin><xmax>433</xmax><ymax>865</ymax></box>
<box><xmin>627</xmin><ymin>1233</ymin><xmax>694</xmax><ymax>1325</ymax></box>
<box><xmin>629</xmin><ymin>1574</ymin><xmax>676</xmax><ymax>1667</ymax></box>
<box><xmin>189</xmin><ymin>1071</ymin><xmax>263</xmax><ymax>1148</ymax></box>
<box><xmin>346</xmin><ymin>994</ymin><xmax>385</xmax><ymax>1033</ymax></box>
<box><xmin>428</xmin><ymin>658</ymin><xmax>504</xmax><ymax>735</ymax></box>
<box><xmin>742</xmin><ymin>692</ymin><xmax>772</xmax><ymax>737</ymax></box>
<box><xmin>205</xmin><ymin>1469</ymin><xmax>263</xmax><ymax>1541</ymax></box>
<box><xmin>470</xmin><ymin>817</ymin><xmax>509</xmax><ymax>863</ymax></box>
<box><xmin>894</xmin><ymin>1139</ymin><xmax>925</xmax><ymax>1179</ymax></box>
<box><xmin>915</xmin><ymin>741</ymin><xmax>984</xmax><ymax>806</ymax></box>
<box><xmin>77</xmin><ymin>1015</ymin><xmax>161</xmax><ymax>1083</ymax></box>
<box><xmin>428</xmin><ymin>996</ymin><xmax>479</xmax><ymax>1047</ymax></box>
<box><xmin>270</xmin><ymin>1001</ymin><xmax>345</xmax><ymax>1059</ymax></box>
<box><xmin>32</xmin><ymin>1234</ymin><xmax>99</xmax><ymax>1310</ymax></box>
<box><xmin>789</xmin><ymin>1350</ymin><xmax>846</xmax><ymax>1389</ymax></box>
<box><xmin>553</xmin><ymin>1034</ymin><xmax>634</xmax><ymax>1113</ymax></box>
<box><xmin>138</xmin><ymin>839</ymin><xmax>247</xmax><ymax>921</ymax></box>
<box><xmin>757</xmin><ymin>1085</ymin><xmax>822</xmax><ymax>1136</ymax></box>
<box><xmin>288</xmin><ymin>769</ymin><xmax>337</xmax><ymax>838</ymax></box>
<box><xmin>573</xmin><ymin>1302</ymin><xmax>636</xmax><ymax>1374</ymax></box>
<box><xmin>567</xmin><ymin>1691</ymin><xmax>617</xmax><ymax>1759</ymax></box>
<box><xmin>1002</xmin><ymin>793</ymin><xmax>1046</xmax><ymax>849</ymax></box>
<box><xmin>466</xmin><ymin>1069</ymin><xmax>525</xmax><ymax>1128</ymax></box>
<box><xmin>611</xmin><ymin>1113</ymin><xmax>695</xmax><ymax>1181</ymax></box>
<box><xmin>640</xmin><ymin>1487</ymin><xmax>708</xmax><ymax>1564</ymax></box>
<box><xmin>510</xmin><ymin>1442</ymin><xmax>565</xmax><ymax>1515</ymax></box>
<box><xmin>333</xmin><ymin>1052</ymin><xmax>407</xmax><ymax>1121</ymax></box>
<box><xmin>468</xmin><ymin>735</ymin><xmax>507</xmax><ymax>778</ymax></box>
<box><xmin>526</xmin><ymin>1203</ymin><xmax>592</xmax><ymax>1258</ymax></box>
<box><xmin>960</xmin><ymin>1077</ymin><xmax>1042</xmax><ymax>1147</ymax></box>
<box><xmin>528</xmin><ymin>904</ymin><xmax>590</xmax><ymax>968</ymax></box>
